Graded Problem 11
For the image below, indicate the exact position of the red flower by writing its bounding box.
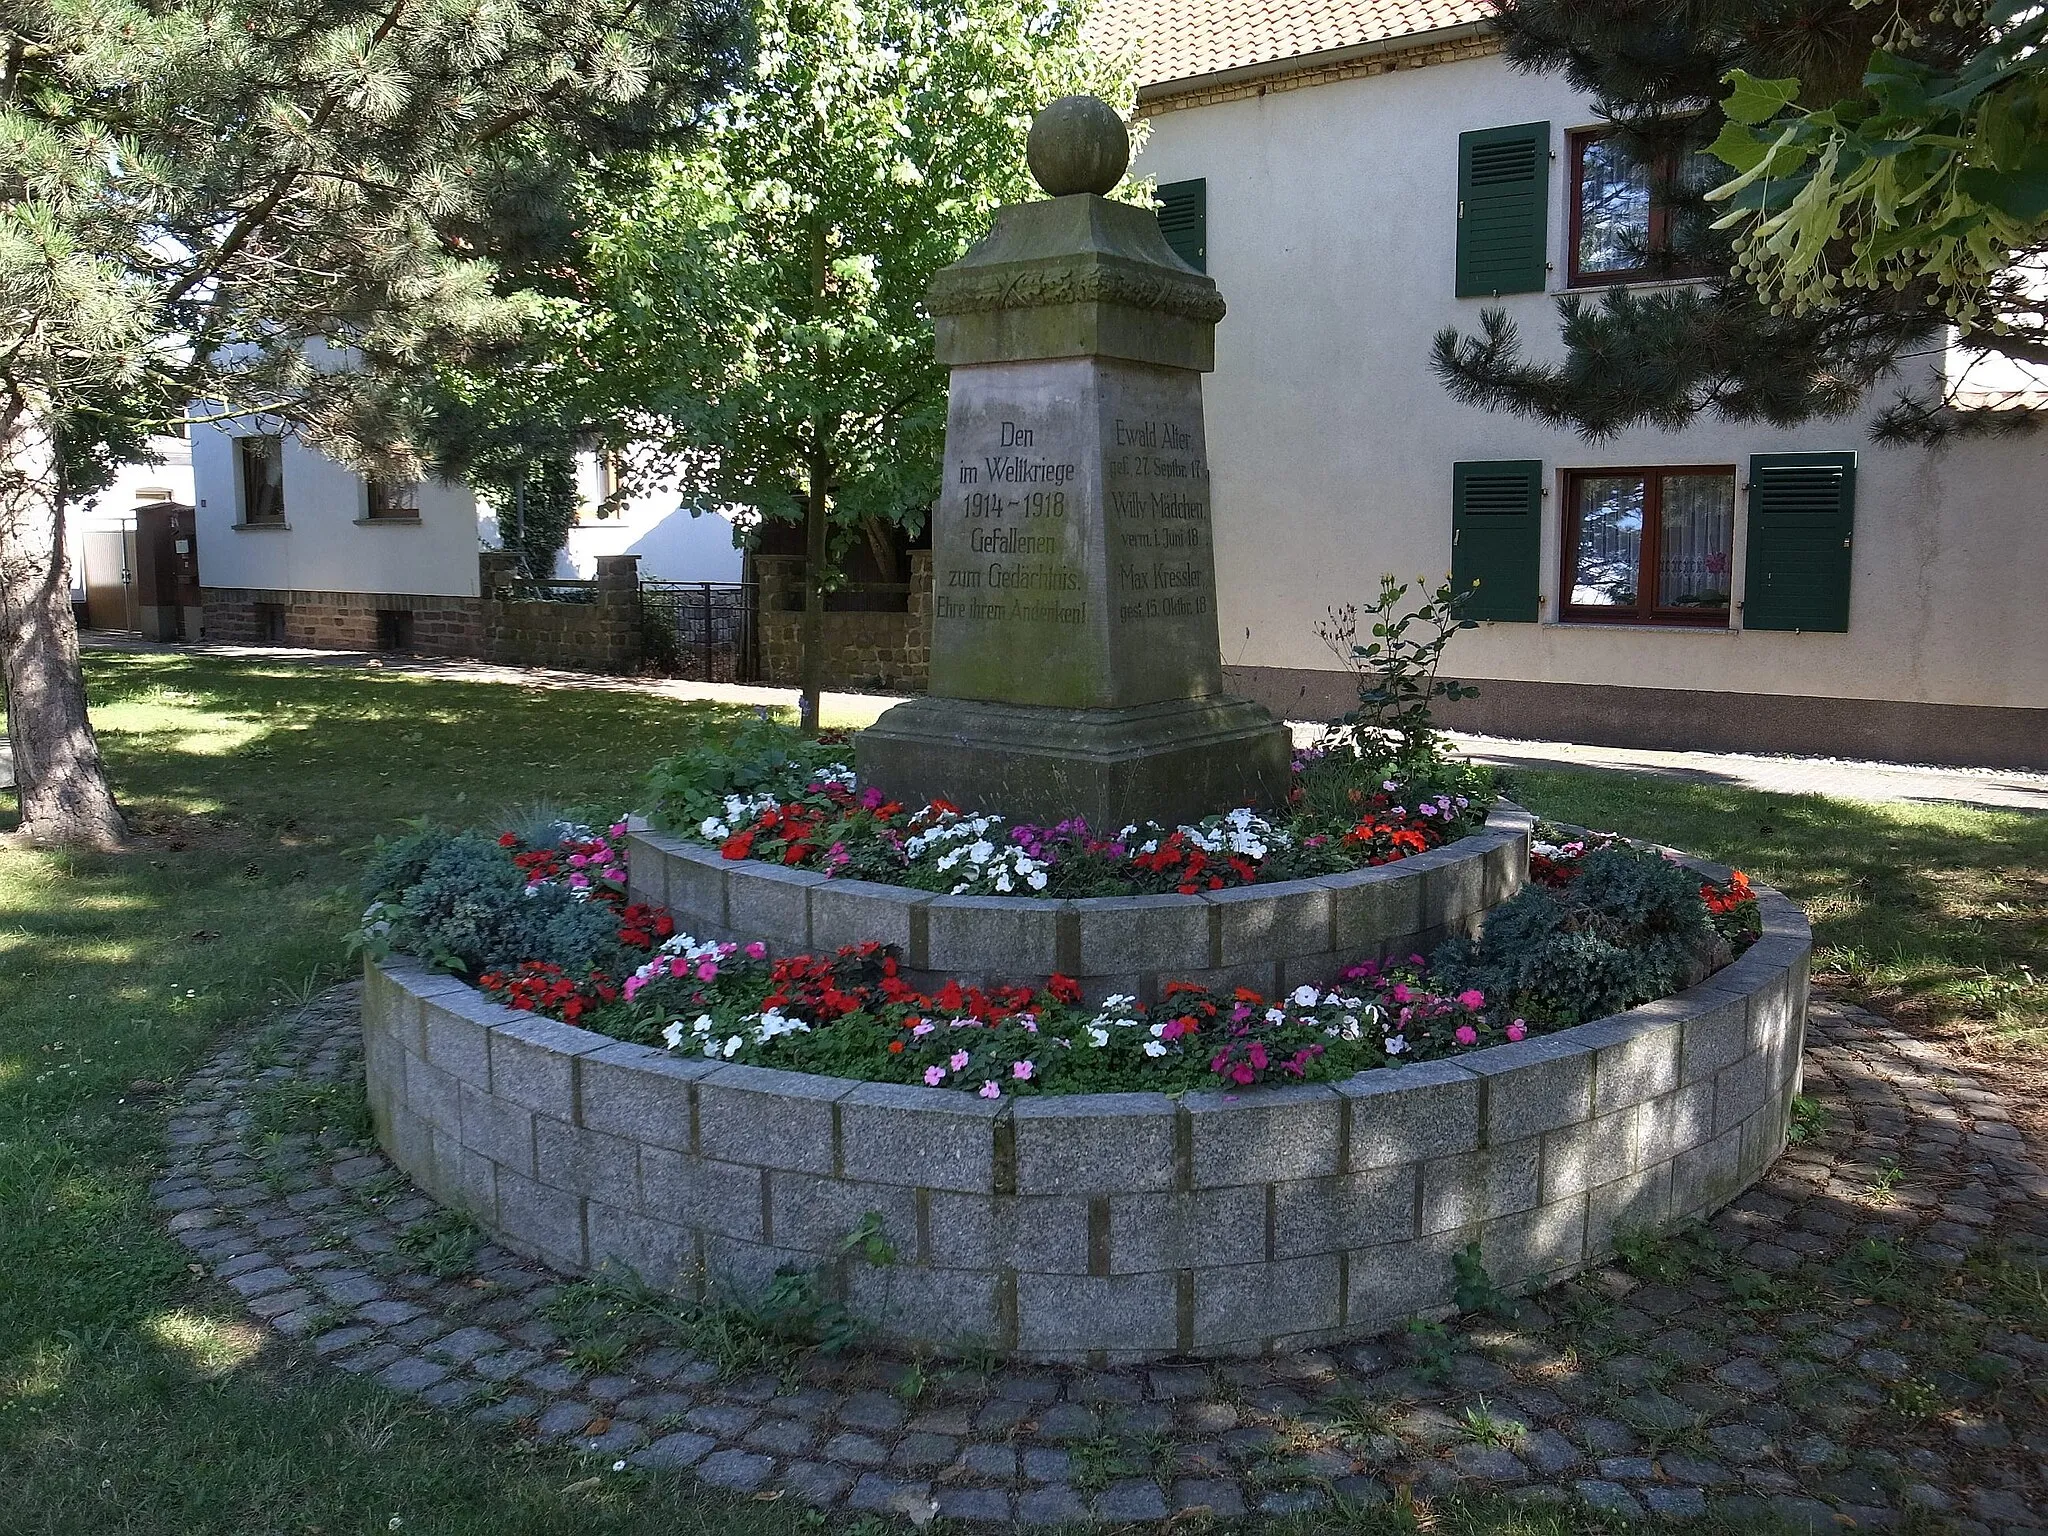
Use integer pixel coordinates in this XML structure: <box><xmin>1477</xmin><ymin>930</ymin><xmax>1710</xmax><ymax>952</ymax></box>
<box><xmin>1046</xmin><ymin>974</ymin><xmax>1082</xmax><ymax>1004</ymax></box>
<box><xmin>498</xmin><ymin>832</ymin><xmax>519</xmax><ymax>848</ymax></box>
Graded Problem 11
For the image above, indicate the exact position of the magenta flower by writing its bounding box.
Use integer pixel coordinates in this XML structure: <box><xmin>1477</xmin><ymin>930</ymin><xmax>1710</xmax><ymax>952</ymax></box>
<box><xmin>1454</xmin><ymin>1024</ymin><xmax>1478</xmax><ymax>1046</ymax></box>
<box><xmin>744</xmin><ymin>941</ymin><xmax>767</xmax><ymax>959</ymax></box>
<box><xmin>1506</xmin><ymin>1020</ymin><xmax>1528</xmax><ymax>1042</ymax></box>
<box><xmin>1456</xmin><ymin>989</ymin><xmax>1485</xmax><ymax>1010</ymax></box>
<box><xmin>696</xmin><ymin>961</ymin><xmax>719</xmax><ymax>982</ymax></box>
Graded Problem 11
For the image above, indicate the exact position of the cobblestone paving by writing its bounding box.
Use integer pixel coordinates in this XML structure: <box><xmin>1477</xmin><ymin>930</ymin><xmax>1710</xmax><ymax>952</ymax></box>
<box><xmin>158</xmin><ymin>985</ymin><xmax>2048</xmax><ymax>1530</ymax></box>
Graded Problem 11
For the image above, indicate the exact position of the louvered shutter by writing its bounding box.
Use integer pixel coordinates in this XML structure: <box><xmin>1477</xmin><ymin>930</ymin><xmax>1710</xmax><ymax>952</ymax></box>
<box><xmin>1453</xmin><ymin>460</ymin><xmax>1542</xmax><ymax>622</ymax></box>
<box><xmin>1456</xmin><ymin>123</ymin><xmax>1550</xmax><ymax>297</ymax></box>
<box><xmin>1743</xmin><ymin>453</ymin><xmax>1855</xmax><ymax>632</ymax></box>
<box><xmin>1156</xmin><ymin>178</ymin><xmax>1206</xmax><ymax>273</ymax></box>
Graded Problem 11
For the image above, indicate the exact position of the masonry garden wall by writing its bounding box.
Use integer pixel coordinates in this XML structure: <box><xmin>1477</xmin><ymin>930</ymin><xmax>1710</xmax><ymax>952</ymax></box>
<box><xmin>362</xmin><ymin>862</ymin><xmax>1810</xmax><ymax>1363</ymax></box>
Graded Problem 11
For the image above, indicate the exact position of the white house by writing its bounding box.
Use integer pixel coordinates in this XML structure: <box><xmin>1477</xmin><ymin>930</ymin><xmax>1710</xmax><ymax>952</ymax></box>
<box><xmin>67</xmin><ymin>435</ymin><xmax>194</xmax><ymax>632</ymax></box>
<box><xmin>1094</xmin><ymin>0</ymin><xmax>2046</xmax><ymax>767</ymax></box>
<box><xmin>184</xmin><ymin>424</ymin><xmax>743</xmax><ymax>650</ymax></box>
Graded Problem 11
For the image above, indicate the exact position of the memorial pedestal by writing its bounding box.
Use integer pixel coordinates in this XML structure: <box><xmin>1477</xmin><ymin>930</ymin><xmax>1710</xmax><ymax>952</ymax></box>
<box><xmin>857</xmin><ymin>99</ymin><xmax>1290</xmax><ymax>827</ymax></box>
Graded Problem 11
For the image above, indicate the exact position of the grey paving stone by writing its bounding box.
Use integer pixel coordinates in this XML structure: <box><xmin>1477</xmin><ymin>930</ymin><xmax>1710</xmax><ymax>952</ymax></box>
<box><xmin>1334</xmin><ymin>1476</ymin><xmax>1391</xmax><ymax>1507</ymax></box>
<box><xmin>225</xmin><ymin>1265</ymin><xmax>295</xmax><ymax>1298</ymax></box>
<box><xmin>1259</xmin><ymin>1487</ymin><xmax>1328</xmax><ymax>1514</ymax></box>
<box><xmin>1660</xmin><ymin>1452</ymin><xmax>1736</xmax><ymax>1486</ymax></box>
<box><xmin>534</xmin><ymin>1399</ymin><xmax>598</xmax><ymax>1438</ymax></box>
<box><xmin>1714</xmin><ymin>1356</ymin><xmax>1780</xmax><ymax>1394</ymax></box>
<box><xmin>684</xmin><ymin>1401</ymin><xmax>756</xmax><ymax>1438</ymax></box>
<box><xmin>425</xmin><ymin>1326</ymin><xmax>505</xmax><ymax>1364</ymax></box>
<box><xmin>836</xmin><ymin>1390</ymin><xmax>907</xmax><ymax>1432</ymax></box>
<box><xmin>1522</xmin><ymin>1429</ymin><xmax>1582</xmax><ymax>1476</ymax></box>
<box><xmin>1016</xmin><ymin>1485</ymin><xmax>1089</xmax><ymax>1525</ymax></box>
<box><xmin>418</xmin><ymin>1377</ymin><xmax>484</xmax><ymax>1410</ymax></box>
<box><xmin>695</xmin><ymin>1449</ymin><xmax>775</xmax><ymax>1492</ymax></box>
<box><xmin>1095</xmin><ymin>1480</ymin><xmax>1168</xmax><ymax>1520</ymax></box>
<box><xmin>1454</xmin><ymin>1444</ymin><xmax>1531</xmax><ymax>1482</ymax></box>
<box><xmin>740</xmin><ymin>1417</ymin><xmax>815</xmax><ymax>1457</ymax></box>
<box><xmin>845</xmin><ymin>1473</ymin><xmax>931</xmax><ymax>1518</ymax></box>
<box><xmin>471</xmin><ymin>1349</ymin><xmax>543</xmax><ymax>1382</ymax></box>
<box><xmin>820</xmin><ymin>1432</ymin><xmax>889</xmax><ymax>1467</ymax></box>
<box><xmin>1022</xmin><ymin>1446</ymin><xmax>1072</xmax><ymax>1483</ymax></box>
<box><xmin>1643</xmin><ymin>1486</ymin><xmax>1708</xmax><ymax>1518</ymax></box>
<box><xmin>1576</xmin><ymin>1480</ymin><xmax>1643</xmax><ymax>1517</ymax></box>
<box><xmin>1969</xmin><ymin>1488</ymin><xmax>2036</xmax><ymax>1523</ymax></box>
<box><xmin>1033</xmin><ymin>1402</ymin><xmax>1099</xmax><ymax>1440</ymax></box>
<box><xmin>1574</xmin><ymin>1416</ymin><xmax>1638</xmax><ymax>1455</ymax></box>
<box><xmin>578</xmin><ymin>1422</ymin><xmax>648</xmax><ymax>1456</ymax></box>
<box><xmin>972</xmin><ymin>1398</ymin><xmax>1032</xmax><ymax>1433</ymax></box>
<box><xmin>310</xmin><ymin>1325</ymin><xmax>378</xmax><ymax>1357</ymax></box>
<box><xmin>632</xmin><ymin>1431</ymin><xmax>716</xmax><ymax>1469</ymax></box>
<box><xmin>1598</xmin><ymin>1456</ymin><xmax>1658</xmax><ymax>1482</ymax></box>
<box><xmin>934</xmin><ymin>1487</ymin><xmax>1012</xmax><ymax>1522</ymax></box>
<box><xmin>892</xmin><ymin>1432</ymin><xmax>957</xmax><ymax>1470</ymax></box>
<box><xmin>377</xmin><ymin>1355</ymin><xmax>451</xmax><ymax>1394</ymax></box>
<box><xmin>777</xmin><ymin>1460</ymin><xmax>853</xmax><ymax>1507</ymax></box>
<box><xmin>1708</xmin><ymin>1422</ymin><xmax>1773</xmax><ymax>1460</ymax></box>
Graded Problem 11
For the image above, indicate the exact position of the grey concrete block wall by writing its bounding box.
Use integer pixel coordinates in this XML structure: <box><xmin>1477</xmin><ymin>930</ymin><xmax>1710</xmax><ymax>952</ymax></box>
<box><xmin>363</xmin><ymin>866</ymin><xmax>1810</xmax><ymax>1364</ymax></box>
<box><xmin>626</xmin><ymin>804</ymin><xmax>1537</xmax><ymax>1004</ymax></box>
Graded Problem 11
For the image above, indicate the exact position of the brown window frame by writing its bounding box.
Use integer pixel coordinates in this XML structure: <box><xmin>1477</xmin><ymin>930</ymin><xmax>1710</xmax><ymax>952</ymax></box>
<box><xmin>1559</xmin><ymin>465</ymin><xmax>1737</xmax><ymax>627</ymax></box>
<box><xmin>1566</xmin><ymin>127</ymin><xmax>1718</xmax><ymax>289</ymax></box>
<box><xmin>235</xmin><ymin>434</ymin><xmax>286</xmax><ymax>525</ymax></box>
<box><xmin>364</xmin><ymin>477</ymin><xmax>421</xmax><ymax>521</ymax></box>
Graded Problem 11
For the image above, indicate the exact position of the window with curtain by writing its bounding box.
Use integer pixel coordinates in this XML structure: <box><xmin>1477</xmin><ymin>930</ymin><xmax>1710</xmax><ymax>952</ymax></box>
<box><xmin>1563</xmin><ymin>467</ymin><xmax>1734</xmax><ymax>625</ymax></box>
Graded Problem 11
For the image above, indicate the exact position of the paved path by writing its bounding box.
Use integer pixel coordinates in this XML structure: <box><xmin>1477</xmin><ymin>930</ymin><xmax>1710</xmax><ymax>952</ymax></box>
<box><xmin>158</xmin><ymin>986</ymin><xmax>2047</xmax><ymax>1531</ymax></box>
<box><xmin>86</xmin><ymin>637</ymin><xmax>2048</xmax><ymax>813</ymax></box>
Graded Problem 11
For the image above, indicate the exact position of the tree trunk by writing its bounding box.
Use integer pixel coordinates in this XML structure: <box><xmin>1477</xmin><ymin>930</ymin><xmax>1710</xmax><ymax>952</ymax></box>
<box><xmin>799</xmin><ymin>220</ymin><xmax>829</xmax><ymax>736</ymax></box>
<box><xmin>0</xmin><ymin>397</ymin><xmax>127</xmax><ymax>849</ymax></box>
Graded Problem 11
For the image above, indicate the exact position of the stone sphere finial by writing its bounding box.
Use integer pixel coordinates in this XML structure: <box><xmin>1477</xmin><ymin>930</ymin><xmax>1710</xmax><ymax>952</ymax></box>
<box><xmin>1027</xmin><ymin>95</ymin><xmax>1130</xmax><ymax>197</ymax></box>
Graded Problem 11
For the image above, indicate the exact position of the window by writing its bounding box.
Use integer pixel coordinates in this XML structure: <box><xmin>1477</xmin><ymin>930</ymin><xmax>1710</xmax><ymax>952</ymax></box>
<box><xmin>1562</xmin><ymin>467</ymin><xmax>1734</xmax><ymax>625</ymax></box>
<box><xmin>365</xmin><ymin>478</ymin><xmax>421</xmax><ymax>520</ymax></box>
<box><xmin>236</xmin><ymin>435</ymin><xmax>285</xmax><ymax>524</ymax></box>
<box><xmin>1568</xmin><ymin>127</ymin><xmax>1716</xmax><ymax>287</ymax></box>
<box><xmin>590</xmin><ymin>452</ymin><xmax>624</xmax><ymax>519</ymax></box>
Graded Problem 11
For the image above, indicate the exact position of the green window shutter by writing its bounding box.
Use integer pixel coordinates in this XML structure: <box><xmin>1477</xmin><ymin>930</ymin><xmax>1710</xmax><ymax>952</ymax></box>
<box><xmin>1456</xmin><ymin>122</ymin><xmax>1550</xmax><ymax>297</ymax></box>
<box><xmin>1156</xmin><ymin>178</ymin><xmax>1206</xmax><ymax>272</ymax></box>
<box><xmin>1743</xmin><ymin>452</ymin><xmax>1855</xmax><ymax>632</ymax></box>
<box><xmin>1452</xmin><ymin>459</ymin><xmax>1542</xmax><ymax>622</ymax></box>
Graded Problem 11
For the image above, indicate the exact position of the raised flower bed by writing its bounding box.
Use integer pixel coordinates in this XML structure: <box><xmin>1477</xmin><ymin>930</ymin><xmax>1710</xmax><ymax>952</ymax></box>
<box><xmin>359</xmin><ymin>809</ymin><xmax>1807</xmax><ymax>1361</ymax></box>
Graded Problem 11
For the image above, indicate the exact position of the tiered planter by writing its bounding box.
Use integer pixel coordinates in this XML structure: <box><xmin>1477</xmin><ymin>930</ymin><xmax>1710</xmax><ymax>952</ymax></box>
<box><xmin>623</xmin><ymin>805</ymin><xmax>1536</xmax><ymax>1002</ymax></box>
<box><xmin>362</xmin><ymin>846</ymin><xmax>1811</xmax><ymax>1364</ymax></box>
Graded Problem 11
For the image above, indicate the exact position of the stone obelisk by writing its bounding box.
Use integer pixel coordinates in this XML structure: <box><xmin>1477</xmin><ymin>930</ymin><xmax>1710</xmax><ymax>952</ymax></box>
<box><xmin>856</xmin><ymin>96</ymin><xmax>1290</xmax><ymax>830</ymax></box>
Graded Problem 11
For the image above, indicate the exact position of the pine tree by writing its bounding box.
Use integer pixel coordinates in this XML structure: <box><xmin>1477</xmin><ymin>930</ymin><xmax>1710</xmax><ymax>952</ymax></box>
<box><xmin>1430</xmin><ymin>0</ymin><xmax>2044</xmax><ymax>446</ymax></box>
<box><xmin>0</xmin><ymin>0</ymin><xmax>746</xmax><ymax>847</ymax></box>
<box><xmin>430</xmin><ymin>0</ymin><xmax>1130</xmax><ymax>729</ymax></box>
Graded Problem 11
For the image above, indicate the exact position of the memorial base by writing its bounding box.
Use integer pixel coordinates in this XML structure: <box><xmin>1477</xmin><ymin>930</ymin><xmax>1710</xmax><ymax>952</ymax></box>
<box><xmin>856</xmin><ymin>694</ymin><xmax>1292</xmax><ymax>831</ymax></box>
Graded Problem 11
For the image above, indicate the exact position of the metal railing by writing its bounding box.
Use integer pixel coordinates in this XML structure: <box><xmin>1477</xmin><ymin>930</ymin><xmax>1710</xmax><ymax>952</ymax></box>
<box><xmin>640</xmin><ymin>578</ymin><xmax>760</xmax><ymax>683</ymax></box>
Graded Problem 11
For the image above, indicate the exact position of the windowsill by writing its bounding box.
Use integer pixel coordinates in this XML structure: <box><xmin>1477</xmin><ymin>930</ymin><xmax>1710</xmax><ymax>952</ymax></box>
<box><xmin>231</xmin><ymin>521</ymin><xmax>290</xmax><ymax>531</ymax></box>
<box><xmin>355</xmin><ymin>516</ymin><xmax>422</xmax><ymax>526</ymax></box>
<box><xmin>1551</xmin><ymin>617</ymin><xmax>1735</xmax><ymax>634</ymax></box>
<box><xmin>1562</xmin><ymin>272</ymin><xmax>1715</xmax><ymax>293</ymax></box>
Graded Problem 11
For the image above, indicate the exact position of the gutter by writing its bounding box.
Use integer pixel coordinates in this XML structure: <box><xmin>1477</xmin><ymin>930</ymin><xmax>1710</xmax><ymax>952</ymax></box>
<box><xmin>1134</xmin><ymin>19</ymin><xmax>1497</xmax><ymax>104</ymax></box>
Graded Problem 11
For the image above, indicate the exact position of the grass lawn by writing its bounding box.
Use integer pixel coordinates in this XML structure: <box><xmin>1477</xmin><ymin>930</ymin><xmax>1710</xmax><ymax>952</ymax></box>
<box><xmin>1</xmin><ymin>650</ymin><xmax>2039</xmax><ymax>1534</ymax></box>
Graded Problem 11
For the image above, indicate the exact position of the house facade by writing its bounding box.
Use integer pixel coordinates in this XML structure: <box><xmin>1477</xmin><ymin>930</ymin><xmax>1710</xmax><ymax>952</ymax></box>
<box><xmin>187</xmin><ymin>424</ymin><xmax>743</xmax><ymax>653</ymax></box>
<box><xmin>1099</xmin><ymin>0</ymin><xmax>2046</xmax><ymax>767</ymax></box>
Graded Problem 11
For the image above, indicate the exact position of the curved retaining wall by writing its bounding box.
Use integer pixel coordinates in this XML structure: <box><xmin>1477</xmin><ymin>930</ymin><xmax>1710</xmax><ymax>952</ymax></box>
<box><xmin>625</xmin><ymin>805</ymin><xmax>1534</xmax><ymax>1003</ymax></box>
<box><xmin>362</xmin><ymin>864</ymin><xmax>1810</xmax><ymax>1365</ymax></box>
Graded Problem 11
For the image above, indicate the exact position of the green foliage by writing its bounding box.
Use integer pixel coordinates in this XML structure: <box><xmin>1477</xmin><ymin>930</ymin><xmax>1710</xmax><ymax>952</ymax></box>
<box><xmin>645</xmin><ymin>715</ymin><xmax>840</xmax><ymax>832</ymax></box>
<box><xmin>1316</xmin><ymin>573</ymin><xmax>1480</xmax><ymax>765</ymax></box>
<box><xmin>450</xmin><ymin>0</ymin><xmax>1131</xmax><ymax>564</ymax></box>
<box><xmin>246</xmin><ymin>1079</ymin><xmax>373</xmax><ymax>1146</ymax></box>
<box><xmin>1434</xmin><ymin>843</ymin><xmax>1722</xmax><ymax>1028</ymax></box>
<box><xmin>1709</xmin><ymin>7</ymin><xmax>2048</xmax><ymax>347</ymax></box>
<box><xmin>396</xmin><ymin>1209</ymin><xmax>485</xmax><ymax>1279</ymax></box>
<box><xmin>368</xmin><ymin>828</ymin><xmax>623</xmax><ymax>976</ymax></box>
<box><xmin>1452</xmin><ymin>1241</ymin><xmax>1521</xmax><ymax>1321</ymax></box>
<box><xmin>486</xmin><ymin>453</ymin><xmax>582</xmax><ymax>582</ymax></box>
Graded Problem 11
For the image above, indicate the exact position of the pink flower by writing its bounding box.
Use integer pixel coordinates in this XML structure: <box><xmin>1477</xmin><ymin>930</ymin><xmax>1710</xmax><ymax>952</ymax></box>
<box><xmin>1248</xmin><ymin>1042</ymin><xmax>1268</xmax><ymax>1071</ymax></box>
<box><xmin>610</xmin><ymin>822</ymin><xmax>629</xmax><ymax>838</ymax></box>
<box><xmin>911</xmin><ymin>1020</ymin><xmax>935</xmax><ymax>1037</ymax></box>
<box><xmin>623</xmin><ymin>977</ymin><xmax>645</xmax><ymax>1002</ymax></box>
<box><xmin>923</xmin><ymin>1065</ymin><xmax>945</xmax><ymax>1086</ymax></box>
<box><xmin>568</xmin><ymin>853</ymin><xmax>590</xmax><ymax>868</ymax></box>
<box><xmin>1456</xmin><ymin>989</ymin><xmax>1485</xmax><ymax>1010</ymax></box>
<box><xmin>1506</xmin><ymin>1020</ymin><xmax>1528</xmax><ymax>1042</ymax></box>
<box><xmin>1391</xmin><ymin>983</ymin><xmax>1413</xmax><ymax>1004</ymax></box>
<box><xmin>696</xmin><ymin>961</ymin><xmax>718</xmax><ymax>981</ymax></box>
<box><xmin>744</xmin><ymin>941</ymin><xmax>767</xmax><ymax>959</ymax></box>
<box><xmin>1454</xmin><ymin>1025</ymin><xmax>1478</xmax><ymax>1046</ymax></box>
<box><xmin>949</xmin><ymin>1050</ymin><xmax>970</xmax><ymax>1072</ymax></box>
<box><xmin>668</xmin><ymin>957</ymin><xmax>689</xmax><ymax>977</ymax></box>
<box><xmin>569</xmin><ymin>873</ymin><xmax>591</xmax><ymax>889</ymax></box>
<box><xmin>1012</xmin><ymin>1060</ymin><xmax>1034</xmax><ymax>1081</ymax></box>
<box><xmin>1231</xmin><ymin>1064</ymin><xmax>1256</xmax><ymax>1085</ymax></box>
<box><xmin>978</xmin><ymin>1080</ymin><xmax>1001</xmax><ymax>1099</ymax></box>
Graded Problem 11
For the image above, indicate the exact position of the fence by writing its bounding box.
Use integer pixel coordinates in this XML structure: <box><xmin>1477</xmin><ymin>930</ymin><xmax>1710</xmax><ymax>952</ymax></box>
<box><xmin>640</xmin><ymin>579</ymin><xmax>760</xmax><ymax>684</ymax></box>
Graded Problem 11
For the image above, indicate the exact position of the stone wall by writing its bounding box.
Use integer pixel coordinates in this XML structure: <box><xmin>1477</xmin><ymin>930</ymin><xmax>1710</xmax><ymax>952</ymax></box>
<box><xmin>201</xmin><ymin>555</ymin><xmax>645</xmax><ymax>672</ymax></box>
<box><xmin>757</xmin><ymin>551</ymin><xmax>932</xmax><ymax>692</ymax></box>
<box><xmin>628</xmin><ymin>806</ymin><xmax>1533</xmax><ymax>1004</ymax></box>
<box><xmin>362</xmin><ymin>865</ymin><xmax>1810</xmax><ymax>1364</ymax></box>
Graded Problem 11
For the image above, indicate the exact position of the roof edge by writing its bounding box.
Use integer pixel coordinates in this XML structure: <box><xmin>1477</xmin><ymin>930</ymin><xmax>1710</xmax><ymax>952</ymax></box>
<box><xmin>1134</xmin><ymin>18</ymin><xmax>1497</xmax><ymax>103</ymax></box>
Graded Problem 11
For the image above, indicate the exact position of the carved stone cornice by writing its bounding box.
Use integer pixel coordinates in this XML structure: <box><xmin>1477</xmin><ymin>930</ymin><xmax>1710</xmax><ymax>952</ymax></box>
<box><xmin>927</xmin><ymin>256</ymin><xmax>1226</xmax><ymax>324</ymax></box>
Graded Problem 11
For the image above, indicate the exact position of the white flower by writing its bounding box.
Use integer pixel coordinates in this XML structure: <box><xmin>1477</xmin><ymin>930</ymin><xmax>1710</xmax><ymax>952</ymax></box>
<box><xmin>1143</xmin><ymin>1040</ymin><xmax>1168</xmax><ymax>1057</ymax></box>
<box><xmin>1086</xmin><ymin>1026</ymin><xmax>1109</xmax><ymax>1047</ymax></box>
<box><xmin>1290</xmin><ymin>985</ymin><xmax>1320</xmax><ymax>1007</ymax></box>
<box><xmin>722</xmin><ymin>1035</ymin><xmax>743</xmax><ymax>1058</ymax></box>
<box><xmin>662</xmin><ymin>1020</ymin><xmax>686</xmax><ymax>1049</ymax></box>
<box><xmin>1385</xmin><ymin>1034</ymin><xmax>1408</xmax><ymax>1056</ymax></box>
<box><xmin>1265</xmin><ymin>1008</ymin><xmax>1287</xmax><ymax>1026</ymax></box>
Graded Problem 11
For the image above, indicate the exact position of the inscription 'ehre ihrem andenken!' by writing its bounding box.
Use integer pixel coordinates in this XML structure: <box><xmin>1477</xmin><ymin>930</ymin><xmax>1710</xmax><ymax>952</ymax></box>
<box><xmin>938</xmin><ymin>416</ymin><xmax>1213</xmax><ymax>632</ymax></box>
